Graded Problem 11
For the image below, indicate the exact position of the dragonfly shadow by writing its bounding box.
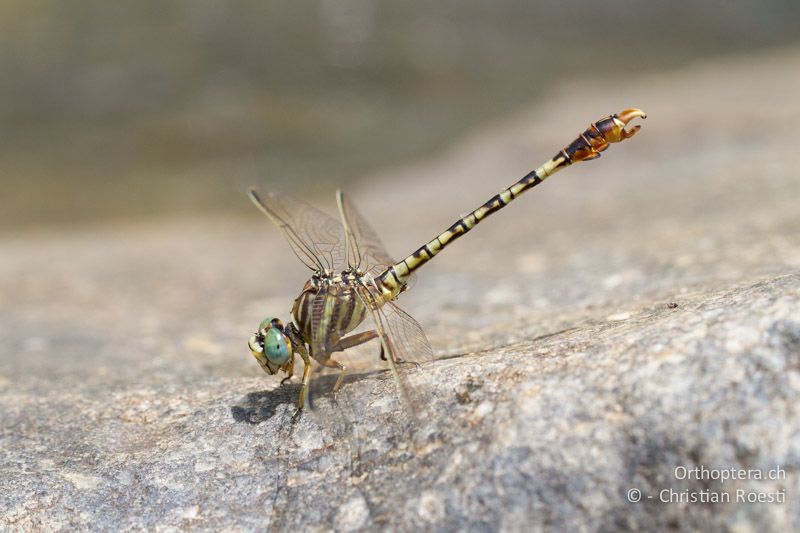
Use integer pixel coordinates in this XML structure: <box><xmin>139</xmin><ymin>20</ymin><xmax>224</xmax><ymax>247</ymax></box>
<box><xmin>230</xmin><ymin>384</ymin><xmax>302</xmax><ymax>425</ymax></box>
<box><xmin>435</xmin><ymin>326</ymin><xmax>581</xmax><ymax>361</ymax></box>
<box><xmin>230</xmin><ymin>370</ymin><xmax>385</xmax><ymax>425</ymax></box>
<box><xmin>305</xmin><ymin>369</ymin><xmax>384</xmax><ymax>411</ymax></box>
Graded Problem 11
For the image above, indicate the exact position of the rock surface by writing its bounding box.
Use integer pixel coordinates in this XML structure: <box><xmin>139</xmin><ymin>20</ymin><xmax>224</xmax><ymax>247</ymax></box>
<box><xmin>2</xmin><ymin>47</ymin><xmax>800</xmax><ymax>531</ymax></box>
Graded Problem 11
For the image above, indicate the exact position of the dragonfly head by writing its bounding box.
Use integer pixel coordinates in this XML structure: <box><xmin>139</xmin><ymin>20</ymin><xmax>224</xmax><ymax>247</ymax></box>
<box><xmin>248</xmin><ymin>317</ymin><xmax>293</xmax><ymax>374</ymax></box>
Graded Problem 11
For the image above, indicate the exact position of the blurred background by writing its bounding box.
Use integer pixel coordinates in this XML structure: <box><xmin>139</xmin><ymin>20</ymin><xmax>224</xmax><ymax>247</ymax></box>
<box><xmin>3</xmin><ymin>0</ymin><xmax>800</xmax><ymax>230</ymax></box>
<box><xmin>3</xmin><ymin>5</ymin><xmax>800</xmax><ymax>528</ymax></box>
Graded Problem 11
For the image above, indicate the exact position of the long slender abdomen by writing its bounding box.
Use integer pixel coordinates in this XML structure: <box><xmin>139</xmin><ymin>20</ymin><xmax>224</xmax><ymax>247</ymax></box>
<box><xmin>376</xmin><ymin>109</ymin><xmax>646</xmax><ymax>299</ymax></box>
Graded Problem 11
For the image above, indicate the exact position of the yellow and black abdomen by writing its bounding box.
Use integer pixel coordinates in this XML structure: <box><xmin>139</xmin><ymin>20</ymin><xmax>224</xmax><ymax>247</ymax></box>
<box><xmin>376</xmin><ymin>108</ymin><xmax>646</xmax><ymax>300</ymax></box>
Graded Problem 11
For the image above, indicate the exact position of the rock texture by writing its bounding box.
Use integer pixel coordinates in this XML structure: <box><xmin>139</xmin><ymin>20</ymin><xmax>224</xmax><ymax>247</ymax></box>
<box><xmin>2</xmin><ymin>47</ymin><xmax>800</xmax><ymax>531</ymax></box>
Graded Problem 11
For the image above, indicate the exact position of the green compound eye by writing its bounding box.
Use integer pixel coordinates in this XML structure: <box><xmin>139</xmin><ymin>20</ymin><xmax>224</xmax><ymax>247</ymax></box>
<box><xmin>259</xmin><ymin>316</ymin><xmax>277</xmax><ymax>331</ymax></box>
<box><xmin>264</xmin><ymin>326</ymin><xmax>291</xmax><ymax>366</ymax></box>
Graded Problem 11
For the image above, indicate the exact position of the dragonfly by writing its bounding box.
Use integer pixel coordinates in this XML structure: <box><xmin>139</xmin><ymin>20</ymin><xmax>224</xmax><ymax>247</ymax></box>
<box><xmin>247</xmin><ymin>108</ymin><xmax>646</xmax><ymax>412</ymax></box>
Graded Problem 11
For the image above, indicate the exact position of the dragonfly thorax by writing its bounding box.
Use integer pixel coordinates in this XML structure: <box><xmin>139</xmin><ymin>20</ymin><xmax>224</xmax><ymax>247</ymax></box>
<box><xmin>310</xmin><ymin>269</ymin><xmax>334</xmax><ymax>284</ymax></box>
<box><xmin>290</xmin><ymin>270</ymin><xmax>380</xmax><ymax>352</ymax></box>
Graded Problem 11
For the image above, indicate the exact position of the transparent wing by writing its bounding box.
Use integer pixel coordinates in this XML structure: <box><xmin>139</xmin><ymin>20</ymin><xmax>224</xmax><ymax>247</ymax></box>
<box><xmin>380</xmin><ymin>300</ymin><xmax>436</xmax><ymax>365</ymax></box>
<box><xmin>249</xmin><ymin>187</ymin><xmax>345</xmax><ymax>272</ymax></box>
<box><xmin>337</xmin><ymin>190</ymin><xmax>396</xmax><ymax>277</ymax></box>
<box><xmin>354</xmin><ymin>284</ymin><xmax>434</xmax><ymax>416</ymax></box>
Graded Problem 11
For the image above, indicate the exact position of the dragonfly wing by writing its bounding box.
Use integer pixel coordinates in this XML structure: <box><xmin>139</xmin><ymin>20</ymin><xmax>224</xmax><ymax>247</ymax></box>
<box><xmin>336</xmin><ymin>191</ymin><xmax>396</xmax><ymax>277</ymax></box>
<box><xmin>354</xmin><ymin>284</ymin><xmax>434</xmax><ymax>416</ymax></box>
<box><xmin>379</xmin><ymin>299</ymin><xmax>436</xmax><ymax>365</ymax></box>
<box><xmin>249</xmin><ymin>187</ymin><xmax>346</xmax><ymax>272</ymax></box>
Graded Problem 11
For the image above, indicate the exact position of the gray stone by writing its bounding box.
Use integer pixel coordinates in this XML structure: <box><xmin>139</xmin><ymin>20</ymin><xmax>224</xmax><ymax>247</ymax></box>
<box><xmin>2</xmin><ymin>47</ymin><xmax>800</xmax><ymax>531</ymax></box>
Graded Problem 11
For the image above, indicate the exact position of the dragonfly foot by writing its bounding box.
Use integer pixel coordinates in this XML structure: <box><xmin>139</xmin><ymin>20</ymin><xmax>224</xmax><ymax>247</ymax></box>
<box><xmin>395</xmin><ymin>359</ymin><xmax>422</xmax><ymax>371</ymax></box>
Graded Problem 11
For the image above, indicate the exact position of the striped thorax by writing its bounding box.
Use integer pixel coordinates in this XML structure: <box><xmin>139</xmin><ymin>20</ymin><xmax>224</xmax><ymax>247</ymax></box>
<box><xmin>291</xmin><ymin>269</ymin><xmax>376</xmax><ymax>357</ymax></box>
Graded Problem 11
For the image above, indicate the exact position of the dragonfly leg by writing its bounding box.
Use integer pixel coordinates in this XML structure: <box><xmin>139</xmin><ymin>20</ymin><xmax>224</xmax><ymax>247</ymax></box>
<box><xmin>297</xmin><ymin>354</ymin><xmax>312</xmax><ymax>410</ymax></box>
<box><xmin>331</xmin><ymin>330</ymin><xmax>378</xmax><ymax>352</ymax></box>
<box><xmin>375</xmin><ymin>340</ymin><xmax>420</xmax><ymax>368</ymax></box>
<box><xmin>280</xmin><ymin>354</ymin><xmax>295</xmax><ymax>385</ymax></box>
<box><xmin>332</xmin><ymin>331</ymin><xmax>387</xmax><ymax>366</ymax></box>
<box><xmin>283</xmin><ymin>322</ymin><xmax>308</xmax><ymax>391</ymax></box>
<box><xmin>322</xmin><ymin>358</ymin><xmax>347</xmax><ymax>397</ymax></box>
